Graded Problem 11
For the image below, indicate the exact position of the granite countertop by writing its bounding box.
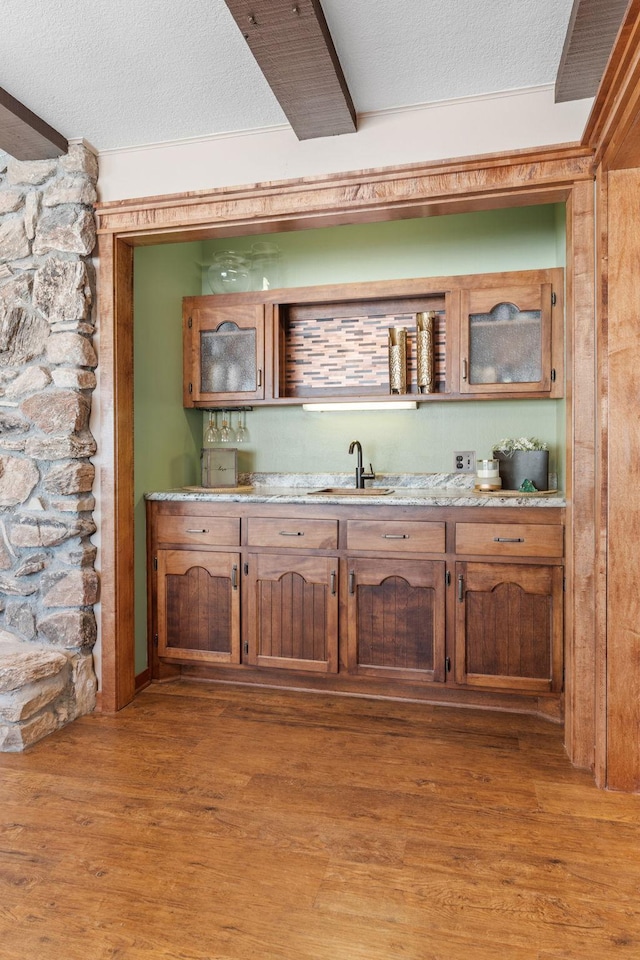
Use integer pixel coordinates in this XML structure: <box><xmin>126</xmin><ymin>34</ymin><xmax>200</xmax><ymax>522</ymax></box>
<box><xmin>146</xmin><ymin>473</ymin><xmax>565</xmax><ymax>508</ymax></box>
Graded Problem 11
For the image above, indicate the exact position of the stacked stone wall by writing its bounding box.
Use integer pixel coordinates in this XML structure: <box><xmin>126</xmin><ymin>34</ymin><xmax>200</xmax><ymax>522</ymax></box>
<box><xmin>0</xmin><ymin>143</ymin><xmax>99</xmax><ymax>748</ymax></box>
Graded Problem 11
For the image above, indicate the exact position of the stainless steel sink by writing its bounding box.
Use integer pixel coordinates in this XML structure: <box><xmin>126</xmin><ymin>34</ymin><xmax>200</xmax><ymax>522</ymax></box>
<box><xmin>307</xmin><ymin>487</ymin><xmax>394</xmax><ymax>496</ymax></box>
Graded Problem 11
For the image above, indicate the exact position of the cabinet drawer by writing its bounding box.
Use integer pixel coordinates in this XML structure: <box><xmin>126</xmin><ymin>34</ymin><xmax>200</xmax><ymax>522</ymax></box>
<box><xmin>247</xmin><ymin>517</ymin><xmax>338</xmax><ymax>550</ymax></box>
<box><xmin>156</xmin><ymin>515</ymin><xmax>240</xmax><ymax>547</ymax></box>
<box><xmin>347</xmin><ymin>519</ymin><xmax>445</xmax><ymax>553</ymax></box>
<box><xmin>455</xmin><ymin>522</ymin><xmax>563</xmax><ymax>558</ymax></box>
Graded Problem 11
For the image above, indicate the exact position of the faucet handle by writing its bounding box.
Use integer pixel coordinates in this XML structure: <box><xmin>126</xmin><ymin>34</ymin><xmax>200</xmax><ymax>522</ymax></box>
<box><xmin>362</xmin><ymin>463</ymin><xmax>376</xmax><ymax>482</ymax></box>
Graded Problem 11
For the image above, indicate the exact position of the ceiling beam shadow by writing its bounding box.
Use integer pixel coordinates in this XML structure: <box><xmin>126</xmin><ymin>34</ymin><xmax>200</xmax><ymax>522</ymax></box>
<box><xmin>0</xmin><ymin>86</ymin><xmax>68</xmax><ymax>161</ymax></box>
<box><xmin>556</xmin><ymin>0</ymin><xmax>630</xmax><ymax>103</ymax></box>
<box><xmin>223</xmin><ymin>0</ymin><xmax>356</xmax><ymax>140</ymax></box>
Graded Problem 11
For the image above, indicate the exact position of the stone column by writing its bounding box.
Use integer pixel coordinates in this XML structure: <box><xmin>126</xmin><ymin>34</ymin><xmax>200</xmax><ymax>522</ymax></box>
<box><xmin>0</xmin><ymin>143</ymin><xmax>99</xmax><ymax>748</ymax></box>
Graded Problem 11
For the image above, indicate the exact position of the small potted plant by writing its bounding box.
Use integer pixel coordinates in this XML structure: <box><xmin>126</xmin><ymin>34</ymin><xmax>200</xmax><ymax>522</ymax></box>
<box><xmin>492</xmin><ymin>437</ymin><xmax>549</xmax><ymax>491</ymax></box>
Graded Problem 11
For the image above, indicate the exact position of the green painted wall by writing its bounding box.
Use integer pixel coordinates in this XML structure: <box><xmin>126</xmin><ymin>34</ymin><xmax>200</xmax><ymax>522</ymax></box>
<box><xmin>133</xmin><ymin>205</ymin><xmax>566</xmax><ymax>673</ymax></box>
<box><xmin>202</xmin><ymin>205</ymin><xmax>564</xmax><ymax>287</ymax></box>
<box><xmin>133</xmin><ymin>241</ymin><xmax>203</xmax><ymax>673</ymax></box>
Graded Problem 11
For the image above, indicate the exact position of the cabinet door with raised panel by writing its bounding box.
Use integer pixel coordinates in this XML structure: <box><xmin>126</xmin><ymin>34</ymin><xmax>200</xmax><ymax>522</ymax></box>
<box><xmin>157</xmin><ymin>549</ymin><xmax>241</xmax><ymax>664</ymax></box>
<box><xmin>247</xmin><ymin>553</ymin><xmax>339</xmax><ymax>673</ymax></box>
<box><xmin>183</xmin><ymin>299</ymin><xmax>265</xmax><ymax>406</ymax></box>
<box><xmin>454</xmin><ymin>561</ymin><xmax>563</xmax><ymax>693</ymax></box>
<box><xmin>347</xmin><ymin>558</ymin><xmax>446</xmax><ymax>682</ymax></box>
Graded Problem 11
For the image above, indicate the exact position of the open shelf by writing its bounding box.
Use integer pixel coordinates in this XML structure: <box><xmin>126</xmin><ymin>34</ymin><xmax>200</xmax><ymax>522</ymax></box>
<box><xmin>278</xmin><ymin>295</ymin><xmax>446</xmax><ymax>399</ymax></box>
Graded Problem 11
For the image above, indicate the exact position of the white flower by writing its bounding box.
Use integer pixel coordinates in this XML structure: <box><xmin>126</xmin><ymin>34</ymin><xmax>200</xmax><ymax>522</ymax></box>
<box><xmin>494</xmin><ymin>436</ymin><xmax>549</xmax><ymax>453</ymax></box>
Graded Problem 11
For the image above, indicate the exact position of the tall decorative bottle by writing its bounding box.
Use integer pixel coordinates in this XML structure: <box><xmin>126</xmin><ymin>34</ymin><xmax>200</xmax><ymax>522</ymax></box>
<box><xmin>416</xmin><ymin>311</ymin><xmax>436</xmax><ymax>393</ymax></box>
<box><xmin>388</xmin><ymin>326</ymin><xmax>408</xmax><ymax>394</ymax></box>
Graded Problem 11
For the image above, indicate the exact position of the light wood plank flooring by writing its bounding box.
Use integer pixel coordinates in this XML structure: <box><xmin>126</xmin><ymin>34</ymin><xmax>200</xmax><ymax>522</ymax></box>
<box><xmin>1</xmin><ymin>682</ymin><xmax>639</xmax><ymax>959</ymax></box>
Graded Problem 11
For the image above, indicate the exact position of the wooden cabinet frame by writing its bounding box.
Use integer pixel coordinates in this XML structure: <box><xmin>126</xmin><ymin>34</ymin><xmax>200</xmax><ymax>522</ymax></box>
<box><xmin>181</xmin><ymin>268</ymin><xmax>563</xmax><ymax>408</ymax></box>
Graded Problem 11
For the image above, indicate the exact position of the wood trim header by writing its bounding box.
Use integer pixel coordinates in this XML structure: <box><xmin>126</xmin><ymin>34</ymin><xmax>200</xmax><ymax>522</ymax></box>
<box><xmin>95</xmin><ymin>144</ymin><xmax>594</xmax><ymax>244</ymax></box>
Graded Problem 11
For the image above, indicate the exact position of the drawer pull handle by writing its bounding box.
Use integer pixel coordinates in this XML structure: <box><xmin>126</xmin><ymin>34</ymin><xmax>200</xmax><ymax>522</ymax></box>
<box><xmin>186</xmin><ymin>528</ymin><xmax>208</xmax><ymax>534</ymax></box>
<box><xmin>279</xmin><ymin>531</ymin><xmax>304</xmax><ymax>537</ymax></box>
<box><xmin>383</xmin><ymin>533</ymin><xmax>409</xmax><ymax>540</ymax></box>
<box><xmin>493</xmin><ymin>537</ymin><xmax>525</xmax><ymax>543</ymax></box>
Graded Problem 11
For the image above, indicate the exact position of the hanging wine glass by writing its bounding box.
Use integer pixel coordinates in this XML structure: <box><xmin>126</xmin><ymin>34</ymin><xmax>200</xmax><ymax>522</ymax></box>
<box><xmin>204</xmin><ymin>412</ymin><xmax>220</xmax><ymax>444</ymax></box>
<box><xmin>236</xmin><ymin>409</ymin><xmax>250</xmax><ymax>443</ymax></box>
<box><xmin>219</xmin><ymin>411</ymin><xmax>235</xmax><ymax>443</ymax></box>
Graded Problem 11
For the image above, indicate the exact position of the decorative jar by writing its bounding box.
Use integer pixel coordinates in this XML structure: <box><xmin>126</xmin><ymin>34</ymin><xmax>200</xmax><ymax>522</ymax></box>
<box><xmin>207</xmin><ymin>251</ymin><xmax>251</xmax><ymax>294</ymax></box>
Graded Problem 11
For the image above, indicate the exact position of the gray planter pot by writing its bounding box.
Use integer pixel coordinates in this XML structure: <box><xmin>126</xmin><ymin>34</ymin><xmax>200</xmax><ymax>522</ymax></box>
<box><xmin>492</xmin><ymin>450</ymin><xmax>549</xmax><ymax>491</ymax></box>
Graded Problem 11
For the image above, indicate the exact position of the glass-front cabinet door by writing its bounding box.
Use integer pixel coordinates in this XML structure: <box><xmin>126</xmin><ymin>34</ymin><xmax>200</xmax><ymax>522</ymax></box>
<box><xmin>459</xmin><ymin>280</ymin><xmax>558</xmax><ymax>396</ymax></box>
<box><xmin>183</xmin><ymin>300</ymin><xmax>265</xmax><ymax>405</ymax></box>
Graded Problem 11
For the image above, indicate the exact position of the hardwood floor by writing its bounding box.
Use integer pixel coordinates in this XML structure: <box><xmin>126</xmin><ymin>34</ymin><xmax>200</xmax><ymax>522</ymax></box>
<box><xmin>1</xmin><ymin>682</ymin><xmax>639</xmax><ymax>959</ymax></box>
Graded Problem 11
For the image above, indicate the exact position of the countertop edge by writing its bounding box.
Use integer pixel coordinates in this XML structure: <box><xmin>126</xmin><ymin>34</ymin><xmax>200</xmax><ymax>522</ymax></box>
<box><xmin>145</xmin><ymin>488</ymin><xmax>565</xmax><ymax>508</ymax></box>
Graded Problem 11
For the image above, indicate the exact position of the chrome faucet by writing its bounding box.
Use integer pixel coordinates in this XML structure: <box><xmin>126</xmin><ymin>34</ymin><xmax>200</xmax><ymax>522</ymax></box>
<box><xmin>348</xmin><ymin>440</ymin><xmax>376</xmax><ymax>489</ymax></box>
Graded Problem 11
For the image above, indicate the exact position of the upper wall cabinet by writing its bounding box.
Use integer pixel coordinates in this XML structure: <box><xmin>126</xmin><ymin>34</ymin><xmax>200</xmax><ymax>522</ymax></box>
<box><xmin>183</xmin><ymin>301</ymin><xmax>267</xmax><ymax>405</ymax></box>
<box><xmin>183</xmin><ymin>268</ymin><xmax>564</xmax><ymax>408</ymax></box>
<box><xmin>458</xmin><ymin>277</ymin><xmax>561</xmax><ymax>397</ymax></box>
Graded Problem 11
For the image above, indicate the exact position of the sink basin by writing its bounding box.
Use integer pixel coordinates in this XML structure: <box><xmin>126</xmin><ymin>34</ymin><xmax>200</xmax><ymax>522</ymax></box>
<box><xmin>308</xmin><ymin>487</ymin><xmax>394</xmax><ymax>496</ymax></box>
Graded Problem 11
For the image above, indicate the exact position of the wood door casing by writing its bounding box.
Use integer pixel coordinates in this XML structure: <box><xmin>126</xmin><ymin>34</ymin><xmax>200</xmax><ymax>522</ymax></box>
<box><xmin>157</xmin><ymin>549</ymin><xmax>240</xmax><ymax>663</ymax></box>
<box><xmin>247</xmin><ymin>553</ymin><xmax>339</xmax><ymax>673</ymax></box>
<box><xmin>455</xmin><ymin>561</ymin><xmax>563</xmax><ymax>693</ymax></box>
<box><xmin>99</xmin><ymin>149</ymin><xmax>598</xmax><ymax>780</ymax></box>
<box><xmin>347</xmin><ymin>558</ymin><xmax>446</xmax><ymax>682</ymax></box>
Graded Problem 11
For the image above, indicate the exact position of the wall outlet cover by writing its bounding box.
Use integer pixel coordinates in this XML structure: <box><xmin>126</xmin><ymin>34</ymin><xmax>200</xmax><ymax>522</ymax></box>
<box><xmin>454</xmin><ymin>450</ymin><xmax>476</xmax><ymax>473</ymax></box>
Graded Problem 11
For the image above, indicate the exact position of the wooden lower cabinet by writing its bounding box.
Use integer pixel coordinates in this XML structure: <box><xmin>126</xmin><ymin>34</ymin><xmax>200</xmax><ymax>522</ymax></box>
<box><xmin>157</xmin><ymin>549</ymin><xmax>241</xmax><ymax>664</ymax></box>
<box><xmin>246</xmin><ymin>552</ymin><xmax>339</xmax><ymax>673</ymax></box>
<box><xmin>148</xmin><ymin>501</ymin><xmax>565</xmax><ymax>711</ymax></box>
<box><xmin>454</xmin><ymin>561</ymin><xmax>563</xmax><ymax>693</ymax></box>
<box><xmin>347</xmin><ymin>557</ymin><xmax>446</xmax><ymax>682</ymax></box>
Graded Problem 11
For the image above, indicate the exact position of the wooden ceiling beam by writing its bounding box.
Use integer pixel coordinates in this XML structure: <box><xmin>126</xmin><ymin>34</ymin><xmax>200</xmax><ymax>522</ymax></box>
<box><xmin>555</xmin><ymin>0</ymin><xmax>629</xmax><ymax>103</ymax></box>
<box><xmin>582</xmin><ymin>0</ymin><xmax>640</xmax><ymax>168</ymax></box>
<box><xmin>0</xmin><ymin>86</ymin><xmax>67</xmax><ymax>161</ymax></box>
<box><xmin>223</xmin><ymin>0</ymin><xmax>356</xmax><ymax>140</ymax></box>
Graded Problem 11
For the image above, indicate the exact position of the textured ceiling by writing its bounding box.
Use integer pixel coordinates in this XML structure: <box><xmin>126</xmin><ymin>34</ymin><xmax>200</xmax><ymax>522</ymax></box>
<box><xmin>0</xmin><ymin>0</ymin><xmax>576</xmax><ymax>151</ymax></box>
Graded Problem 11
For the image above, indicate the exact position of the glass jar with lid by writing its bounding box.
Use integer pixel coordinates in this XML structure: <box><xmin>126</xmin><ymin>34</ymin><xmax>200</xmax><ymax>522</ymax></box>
<box><xmin>250</xmin><ymin>241</ymin><xmax>283</xmax><ymax>291</ymax></box>
<box><xmin>207</xmin><ymin>251</ymin><xmax>251</xmax><ymax>294</ymax></box>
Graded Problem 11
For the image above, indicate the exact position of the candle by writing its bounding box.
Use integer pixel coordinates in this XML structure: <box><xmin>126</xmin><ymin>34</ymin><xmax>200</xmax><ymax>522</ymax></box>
<box><xmin>477</xmin><ymin>458</ymin><xmax>500</xmax><ymax>479</ymax></box>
